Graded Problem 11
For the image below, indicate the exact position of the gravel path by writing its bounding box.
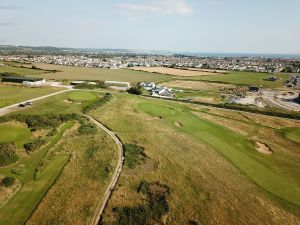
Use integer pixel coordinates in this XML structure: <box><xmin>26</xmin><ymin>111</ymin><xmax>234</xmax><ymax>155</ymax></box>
<box><xmin>85</xmin><ymin>115</ymin><xmax>124</xmax><ymax>225</ymax></box>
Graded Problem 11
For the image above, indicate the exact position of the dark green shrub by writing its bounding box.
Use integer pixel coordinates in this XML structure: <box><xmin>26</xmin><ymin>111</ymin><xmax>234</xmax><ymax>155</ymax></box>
<box><xmin>82</xmin><ymin>93</ymin><xmax>112</xmax><ymax>113</ymax></box>
<box><xmin>78</xmin><ymin>123</ymin><xmax>97</xmax><ymax>135</ymax></box>
<box><xmin>1</xmin><ymin>177</ymin><xmax>15</xmax><ymax>187</ymax></box>
<box><xmin>74</xmin><ymin>82</ymin><xmax>106</xmax><ymax>90</ymax></box>
<box><xmin>114</xmin><ymin>181</ymin><xmax>170</xmax><ymax>225</ymax></box>
<box><xmin>24</xmin><ymin>138</ymin><xmax>46</xmax><ymax>152</ymax></box>
<box><xmin>123</xmin><ymin>144</ymin><xmax>146</xmax><ymax>169</ymax></box>
<box><xmin>0</xmin><ymin>143</ymin><xmax>19</xmax><ymax>167</ymax></box>
<box><xmin>127</xmin><ymin>86</ymin><xmax>142</xmax><ymax>95</ymax></box>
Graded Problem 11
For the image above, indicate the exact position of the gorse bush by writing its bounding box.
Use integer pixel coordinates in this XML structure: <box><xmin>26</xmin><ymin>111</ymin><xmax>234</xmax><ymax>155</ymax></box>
<box><xmin>24</xmin><ymin>138</ymin><xmax>46</xmax><ymax>152</ymax></box>
<box><xmin>82</xmin><ymin>93</ymin><xmax>112</xmax><ymax>113</ymax></box>
<box><xmin>78</xmin><ymin>123</ymin><xmax>97</xmax><ymax>135</ymax></box>
<box><xmin>113</xmin><ymin>181</ymin><xmax>170</xmax><ymax>225</ymax></box>
<box><xmin>123</xmin><ymin>144</ymin><xmax>146</xmax><ymax>169</ymax></box>
<box><xmin>74</xmin><ymin>82</ymin><xmax>106</xmax><ymax>90</ymax></box>
<box><xmin>0</xmin><ymin>143</ymin><xmax>19</xmax><ymax>167</ymax></box>
<box><xmin>0</xmin><ymin>113</ymin><xmax>81</xmax><ymax>131</ymax></box>
<box><xmin>1</xmin><ymin>177</ymin><xmax>16</xmax><ymax>187</ymax></box>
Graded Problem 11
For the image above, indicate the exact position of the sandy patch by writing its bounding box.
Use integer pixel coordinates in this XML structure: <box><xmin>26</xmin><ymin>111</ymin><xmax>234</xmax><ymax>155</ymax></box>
<box><xmin>175</xmin><ymin>122</ymin><xmax>183</xmax><ymax>127</ymax></box>
<box><xmin>64</xmin><ymin>99</ymin><xmax>74</xmax><ymax>104</ymax></box>
<box><xmin>255</xmin><ymin>142</ymin><xmax>273</xmax><ymax>155</ymax></box>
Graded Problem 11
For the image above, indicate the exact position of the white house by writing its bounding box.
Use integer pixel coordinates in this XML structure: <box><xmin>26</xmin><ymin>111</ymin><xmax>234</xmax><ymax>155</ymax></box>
<box><xmin>140</xmin><ymin>81</ymin><xmax>156</xmax><ymax>90</ymax></box>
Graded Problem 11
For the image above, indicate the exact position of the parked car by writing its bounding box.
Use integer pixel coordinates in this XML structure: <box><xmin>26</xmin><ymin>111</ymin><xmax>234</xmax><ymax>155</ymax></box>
<box><xmin>19</xmin><ymin>103</ymin><xmax>26</xmax><ymax>107</ymax></box>
<box><xmin>25</xmin><ymin>101</ymin><xmax>32</xmax><ymax>106</ymax></box>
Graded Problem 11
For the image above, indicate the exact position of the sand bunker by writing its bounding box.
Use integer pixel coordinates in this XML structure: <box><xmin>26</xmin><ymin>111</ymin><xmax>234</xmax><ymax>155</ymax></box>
<box><xmin>255</xmin><ymin>142</ymin><xmax>273</xmax><ymax>155</ymax></box>
<box><xmin>64</xmin><ymin>99</ymin><xmax>74</xmax><ymax>104</ymax></box>
<box><xmin>175</xmin><ymin>122</ymin><xmax>183</xmax><ymax>127</ymax></box>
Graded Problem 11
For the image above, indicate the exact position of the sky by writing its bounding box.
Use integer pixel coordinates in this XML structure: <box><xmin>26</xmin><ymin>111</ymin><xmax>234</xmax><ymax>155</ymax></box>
<box><xmin>0</xmin><ymin>0</ymin><xmax>300</xmax><ymax>54</ymax></box>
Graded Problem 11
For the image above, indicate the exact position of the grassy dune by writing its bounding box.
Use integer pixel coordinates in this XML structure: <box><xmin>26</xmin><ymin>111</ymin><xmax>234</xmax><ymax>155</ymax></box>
<box><xmin>91</xmin><ymin>94</ymin><xmax>300</xmax><ymax>225</ymax></box>
<box><xmin>26</xmin><ymin>126</ymin><xmax>118</xmax><ymax>225</ymax></box>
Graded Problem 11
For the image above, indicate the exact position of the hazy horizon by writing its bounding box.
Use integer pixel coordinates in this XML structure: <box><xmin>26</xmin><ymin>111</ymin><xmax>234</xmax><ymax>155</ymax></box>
<box><xmin>1</xmin><ymin>0</ymin><xmax>300</xmax><ymax>54</ymax></box>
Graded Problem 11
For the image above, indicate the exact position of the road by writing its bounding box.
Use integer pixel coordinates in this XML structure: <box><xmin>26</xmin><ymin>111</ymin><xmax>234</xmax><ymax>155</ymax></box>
<box><xmin>262</xmin><ymin>90</ymin><xmax>300</xmax><ymax>112</ymax></box>
<box><xmin>85</xmin><ymin>115</ymin><xmax>124</xmax><ymax>225</ymax></box>
<box><xmin>0</xmin><ymin>89</ymin><xmax>72</xmax><ymax>116</ymax></box>
<box><xmin>0</xmin><ymin>88</ymin><xmax>124</xmax><ymax>225</ymax></box>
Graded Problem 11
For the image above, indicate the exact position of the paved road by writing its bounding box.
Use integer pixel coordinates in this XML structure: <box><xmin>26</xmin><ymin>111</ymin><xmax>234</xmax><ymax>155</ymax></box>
<box><xmin>85</xmin><ymin>115</ymin><xmax>124</xmax><ymax>225</ymax></box>
<box><xmin>0</xmin><ymin>89</ymin><xmax>72</xmax><ymax>116</ymax></box>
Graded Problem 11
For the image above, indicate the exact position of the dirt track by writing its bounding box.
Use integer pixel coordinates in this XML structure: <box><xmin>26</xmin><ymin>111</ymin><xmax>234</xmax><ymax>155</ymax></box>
<box><xmin>85</xmin><ymin>115</ymin><xmax>124</xmax><ymax>225</ymax></box>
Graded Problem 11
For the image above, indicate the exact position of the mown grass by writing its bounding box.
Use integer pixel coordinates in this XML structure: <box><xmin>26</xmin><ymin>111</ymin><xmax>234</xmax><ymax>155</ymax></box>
<box><xmin>0</xmin><ymin>122</ymin><xmax>73</xmax><ymax>225</ymax></box>
<box><xmin>179</xmin><ymin>71</ymin><xmax>290</xmax><ymax>88</ymax></box>
<box><xmin>282</xmin><ymin>127</ymin><xmax>300</xmax><ymax>143</ymax></box>
<box><xmin>0</xmin><ymin>123</ymin><xmax>31</xmax><ymax>148</ymax></box>
<box><xmin>139</xmin><ymin>100</ymin><xmax>300</xmax><ymax>207</ymax></box>
<box><xmin>26</xmin><ymin>63</ymin><xmax>172</xmax><ymax>82</ymax></box>
<box><xmin>0</xmin><ymin>85</ymin><xmax>65</xmax><ymax>108</ymax></box>
<box><xmin>92</xmin><ymin>94</ymin><xmax>300</xmax><ymax>225</ymax></box>
<box><xmin>11</xmin><ymin>91</ymin><xmax>101</xmax><ymax>115</ymax></box>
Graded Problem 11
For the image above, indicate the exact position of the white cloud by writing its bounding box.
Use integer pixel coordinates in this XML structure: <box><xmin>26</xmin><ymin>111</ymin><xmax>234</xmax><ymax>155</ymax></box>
<box><xmin>117</xmin><ymin>0</ymin><xmax>193</xmax><ymax>16</ymax></box>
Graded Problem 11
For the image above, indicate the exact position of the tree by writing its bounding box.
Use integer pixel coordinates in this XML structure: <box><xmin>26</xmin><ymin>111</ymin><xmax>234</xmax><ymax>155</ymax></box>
<box><xmin>127</xmin><ymin>86</ymin><xmax>142</xmax><ymax>95</ymax></box>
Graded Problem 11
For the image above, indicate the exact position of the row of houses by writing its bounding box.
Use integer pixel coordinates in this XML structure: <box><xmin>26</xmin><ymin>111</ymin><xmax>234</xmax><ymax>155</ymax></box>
<box><xmin>140</xmin><ymin>81</ymin><xmax>175</xmax><ymax>97</ymax></box>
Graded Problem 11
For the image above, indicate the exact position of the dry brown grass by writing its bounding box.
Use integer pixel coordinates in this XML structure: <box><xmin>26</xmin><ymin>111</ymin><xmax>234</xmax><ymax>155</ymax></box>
<box><xmin>26</xmin><ymin>127</ymin><xmax>118</xmax><ymax>225</ymax></box>
<box><xmin>131</xmin><ymin>67</ymin><xmax>220</xmax><ymax>77</ymax></box>
<box><xmin>91</xmin><ymin>94</ymin><xmax>300</xmax><ymax>225</ymax></box>
<box><xmin>185</xmin><ymin>68</ymin><xmax>229</xmax><ymax>73</ymax></box>
<box><xmin>0</xmin><ymin>175</ymin><xmax>22</xmax><ymax>208</ymax></box>
<box><xmin>159</xmin><ymin>80</ymin><xmax>234</xmax><ymax>90</ymax></box>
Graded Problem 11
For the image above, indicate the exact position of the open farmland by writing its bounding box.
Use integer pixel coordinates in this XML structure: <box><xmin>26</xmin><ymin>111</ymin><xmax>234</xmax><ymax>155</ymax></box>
<box><xmin>25</xmin><ymin>63</ymin><xmax>171</xmax><ymax>82</ymax></box>
<box><xmin>193</xmin><ymin>71</ymin><xmax>291</xmax><ymax>88</ymax></box>
<box><xmin>0</xmin><ymin>84</ymin><xmax>65</xmax><ymax>108</ymax></box>
<box><xmin>131</xmin><ymin>67</ymin><xmax>221</xmax><ymax>76</ymax></box>
<box><xmin>159</xmin><ymin>80</ymin><xmax>234</xmax><ymax>91</ymax></box>
<box><xmin>91</xmin><ymin>94</ymin><xmax>300</xmax><ymax>225</ymax></box>
<box><xmin>0</xmin><ymin>62</ymin><xmax>47</xmax><ymax>76</ymax></box>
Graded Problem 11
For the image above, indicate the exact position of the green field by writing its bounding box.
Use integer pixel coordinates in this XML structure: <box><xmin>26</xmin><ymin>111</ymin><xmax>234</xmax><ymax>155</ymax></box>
<box><xmin>91</xmin><ymin>94</ymin><xmax>300</xmax><ymax>225</ymax></box>
<box><xmin>0</xmin><ymin>61</ymin><xmax>47</xmax><ymax>76</ymax></box>
<box><xmin>0</xmin><ymin>85</ymin><xmax>65</xmax><ymax>108</ymax></box>
<box><xmin>0</xmin><ymin>122</ymin><xmax>73</xmax><ymax>225</ymax></box>
<box><xmin>0</xmin><ymin>90</ymin><xmax>118</xmax><ymax>225</ymax></box>
<box><xmin>10</xmin><ymin>91</ymin><xmax>100</xmax><ymax>115</ymax></box>
<box><xmin>138</xmin><ymin>100</ymin><xmax>300</xmax><ymax>207</ymax></box>
<box><xmin>0</xmin><ymin>123</ymin><xmax>31</xmax><ymax>148</ymax></box>
<box><xmin>284</xmin><ymin>127</ymin><xmax>300</xmax><ymax>143</ymax></box>
<box><xmin>25</xmin><ymin>63</ymin><xmax>172</xmax><ymax>82</ymax></box>
<box><xmin>1</xmin><ymin>83</ymin><xmax>300</xmax><ymax>225</ymax></box>
<box><xmin>179</xmin><ymin>71</ymin><xmax>291</xmax><ymax>88</ymax></box>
